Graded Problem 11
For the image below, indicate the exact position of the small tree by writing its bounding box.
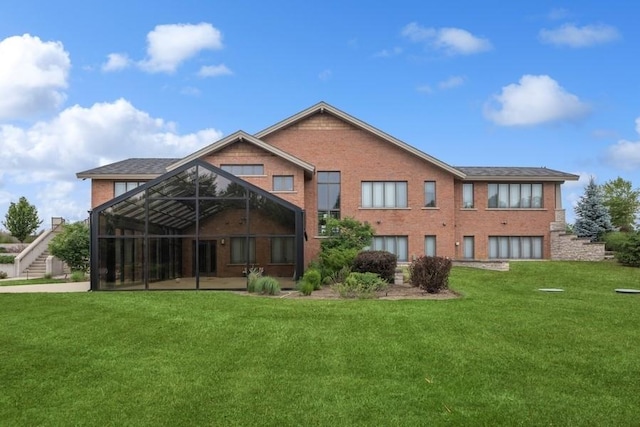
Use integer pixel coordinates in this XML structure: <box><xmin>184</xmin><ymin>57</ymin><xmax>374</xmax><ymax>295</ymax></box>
<box><xmin>318</xmin><ymin>217</ymin><xmax>375</xmax><ymax>276</ymax></box>
<box><xmin>574</xmin><ymin>177</ymin><xmax>614</xmax><ymax>241</ymax></box>
<box><xmin>48</xmin><ymin>222</ymin><xmax>90</xmax><ymax>273</ymax></box>
<box><xmin>2</xmin><ymin>197</ymin><xmax>43</xmax><ymax>243</ymax></box>
<box><xmin>602</xmin><ymin>177</ymin><xmax>640</xmax><ymax>232</ymax></box>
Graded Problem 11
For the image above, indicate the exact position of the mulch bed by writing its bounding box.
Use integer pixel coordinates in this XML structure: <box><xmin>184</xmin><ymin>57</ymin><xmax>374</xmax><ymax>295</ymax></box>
<box><xmin>239</xmin><ymin>283</ymin><xmax>460</xmax><ymax>300</ymax></box>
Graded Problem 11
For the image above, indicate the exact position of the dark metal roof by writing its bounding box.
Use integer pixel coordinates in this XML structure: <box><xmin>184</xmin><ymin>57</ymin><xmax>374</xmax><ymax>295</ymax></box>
<box><xmin>455</xmin><ymin>166</ymin><xmax>579</xmax><ymax>181</ymax></box>
<box><xmin>77</xmin><ymin>158</ymin><xmax>179</xmax><ymax>178</ymax></box>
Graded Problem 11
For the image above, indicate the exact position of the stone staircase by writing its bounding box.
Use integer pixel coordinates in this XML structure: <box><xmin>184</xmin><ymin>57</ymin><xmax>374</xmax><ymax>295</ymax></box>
<box><xmin>25</xmin><ymin>250</ymin><xmax>50</xmax><ymax>277</ymax></box>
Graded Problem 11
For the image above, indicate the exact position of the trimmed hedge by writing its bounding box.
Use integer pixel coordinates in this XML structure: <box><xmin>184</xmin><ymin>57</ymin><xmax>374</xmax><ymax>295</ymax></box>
<box><xmin>351</xmin><ymin>250</ymin><xmax>397</xmax><ymax>282</ymax></box>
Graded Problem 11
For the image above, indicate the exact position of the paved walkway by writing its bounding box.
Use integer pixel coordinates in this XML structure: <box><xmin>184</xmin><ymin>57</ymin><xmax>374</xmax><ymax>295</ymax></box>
<box><xmin>0</xmin><ymin>281</ymin><xmax>90</xmax><ymax>293</ymax></box>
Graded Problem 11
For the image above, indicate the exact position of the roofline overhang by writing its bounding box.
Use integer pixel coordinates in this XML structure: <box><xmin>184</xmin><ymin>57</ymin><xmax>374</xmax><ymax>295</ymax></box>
<box><xmin>459</xmin><ymin>175</ymin><xmax>580</xmax><ymax>182</ymax></box>
<box><xmin>254</xmin><ymin>101</ymin><xmax>467</xmax><ymax>179</ymax></box>
<box><xmin>76</xmin><ymin>173</ymin><xmax>162</xmax><ymax>180</ymax></box>
<box><xmin>167</xmin><ymin>130</ymin><xmax>316</xmax><ymax>177</ymax></box>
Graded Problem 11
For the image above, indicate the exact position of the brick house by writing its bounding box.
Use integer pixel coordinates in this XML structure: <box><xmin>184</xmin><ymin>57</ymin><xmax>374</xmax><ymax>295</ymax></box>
<box><xmin>77</xmin><ymin>102</ymin><xmax>579</xmax><ymax>290</ymax></box>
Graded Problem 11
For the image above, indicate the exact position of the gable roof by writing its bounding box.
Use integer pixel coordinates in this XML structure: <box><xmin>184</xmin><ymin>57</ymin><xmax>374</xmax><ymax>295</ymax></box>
<box><xmin>76</xmin><ymin>158</ymin><xmax>179</xmax><ymax>180</ymax></box>
<box><xmin>254</xmin><ymin>101</ymin><xmax>466</xmax><ymax>179</ymax></box>
<box><xmin>455</xmin><ymin>166</ymin><xmax>579</xmax><ymax>182</ymax></box>
<box><xmin>166</xmin><ymin>130</ymin><xmax>316</xmax><ymax>177</ymax></box>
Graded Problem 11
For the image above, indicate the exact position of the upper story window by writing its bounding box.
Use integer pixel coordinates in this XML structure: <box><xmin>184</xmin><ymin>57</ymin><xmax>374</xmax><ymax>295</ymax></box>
<box><xmin>462</xmin><ymin>183</ymin><xmax>474</xmax><ymax>208</ymax></box>
<box><xmin>362</xmin><ymin>182</ymin><xmax>407</xmax><ymax>208</ymax></box>
<box><xmin>114</xmin><ymin>181</ymin><xmax>144</xmax><ymax>197</ymax></box>
<box><xmin>424</xmin><ymin>181</ymin><xmax>436</xmax><ymax>207</ymax></box>
<box><xmin>488</xmin><ymin>183</ymin><xmax>543</xmax><ymax>208</ymax></box>
<box><xmin>318</xmin><ymin>172</ymin><xmax>341</xmax><ymax>234</ymax></box>
<box><xmin>221</xmin><ymin>164</ymin><xmax>264</xmax><ymax>176</ymax></box>
<box><xmin>273</xmin><ymin>175</ymin><xmax>294</xmax><ymax>191</ymax></box>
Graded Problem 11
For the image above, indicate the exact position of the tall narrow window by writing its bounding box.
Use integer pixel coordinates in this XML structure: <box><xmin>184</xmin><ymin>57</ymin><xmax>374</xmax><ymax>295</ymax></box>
<box><xmin>463</xmin><ymin>236</ymin><xmax>474</xmax><ymax>259</ymax></box>
<box><xmin>425</xmin><ymin>236</ymin><xmax>436</xmax><ymax>256</ymax></box>
<box><xmin>424</xmin><ymin>181</ymin><xmax>436</xmax><ymax>207</ymax></box>
<box><xmin>230</xmin><ymin>237</ymin><xmax>256</xmax><ymax>264</ymax></box>
<box><xmin>361</xmin><ymin>181</ymin><xmax>407</xmax><ymax>208</ymax></box>
<box><xmin>462</xmin><ymin>183</ymin><xmax>474</xmax><ymax>208</ymax></box>
<box><xmin>318</xmin><ymin>172</ymin><xmax>341</xmax><ymax>234</ymax></box>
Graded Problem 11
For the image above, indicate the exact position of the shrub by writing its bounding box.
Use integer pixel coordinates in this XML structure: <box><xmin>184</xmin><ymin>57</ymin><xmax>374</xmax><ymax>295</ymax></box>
<box><xmin>0</xmin><ymin>247</ymin><xmax>7</xmax><ymax>253</ymax></box>
<box><xmin>410</xmin><ymin>256</ymin><xmax>452</xmax><ymax>293</ymax></box>
<box><xmin>0</xmin><ymin>271</ymin><xmax>7</xmax><ymax>279</ymax></box>
<box><xmin>246</xmin><ymin>267</ymin><xmax>264</xmax><ymax>293</ymax></box>
<box><xmin>0</xmin><ymin>254</ymin><xmax>15</xmax><ymax>264</ymax></box>
<box><xmin>44</xmin><ymin>273</ymin><xmax>52</xmax><ymax>280</ymax></box>
<box><xmin>616</xmin><ymin>232</ymin><xmax>640</xmax><ymax>267</ymax></box>
<box><xmin>401</xmin><ymin>266</ymin><xmax>411</xmax><ymax>283</ymax></box>
<box><xmin>322</xmin><ymin>265</ymin><xmax>351</xmax><ymax>286</ymax></box>
<box><xmin>70</xmin><ymin>271</ymin><xmax>86</xmax><ymax>282</ymax></box>
<box><xmin>252</xmin><ymin>276</ymin><xmax>281</xmax><ymax>295</ymax></box>
<box><xmin>352</xmin><ymin>250</ymin><xmax>397</xmax><ymax>282</ymax></box>
<box><xmin>319</xmin><ymin>247</ymin><xmax>359</xmax><ymax>276</ymax></box>
<box><xmin>603</xmin><ymin>231</ymin><xmax>631</xmax><ymax>252</ymax></box>
<box><xmin>49</xmin><ymin>222</ymin><xmax>90</xmax><ymax>273</ymax></box>
<box><xmin>332</xmin><ymin>272</ymin><xmax>388</xmax><ymax>299</ymax></box>
<box><xmin>297</xmin><ymin>279</ymin><xmax>314</xmax><ymax>296</ymax></box>
<box><xmin>302</xmin><ymin>268</ymin><xmax>322</xmax><ymax>290</ymax></box>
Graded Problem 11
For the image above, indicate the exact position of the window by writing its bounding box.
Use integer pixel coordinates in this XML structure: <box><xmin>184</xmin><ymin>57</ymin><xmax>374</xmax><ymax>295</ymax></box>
<box><xmin>425</xmin><ymin>236</ymin><xmax>436</xmax><ymax>257</ymax></box>
<box><xmin>361</xmin><ymin>181</ymin><xmax>407</xmax><ymax>208</ymax></box>
<box><xmin>230</xmin><ymin>237</ymin><xmax>256</xmax><ymax>264</ymax></box>
<box><xmin>462</xmin><ymin>183</ymin><xmax>474</xmax><ymax>208</ymax></box>
<box><xmin>372</xmin><ymin>236</ymin><xmax>408</xmax><ymax>262</ymax></box>
<box><xmin>489</xmin><ymin>236</ymin><xmax>543</xmax><ymax>259</ymax></box>
<box><xmin>273</xmin><ymin>175</ymin><xmax>294</xmax><ymax>191</ymax></box>
<box><xmin>318</xmin><ymin>172</ymin><xmax>341</xmax><ymax>234</ymax></box>
<box><xmin>221</xmin><ymin>164</ymin><xmax>264</xmax><ymax>176</ymax></box>
<box><xmin>424</xmin><ymin>181</ymin><xmax>436</xmax><ymax>207</ymax></box>
<box><xmin>114</xmin><ymin>182</ymin><xmax>144</xmax><ymax>197</ymax></box>
<box><xmin>488</xmin><ymin>183</ymin><xmax>543</xmax><ymax>208</ymax></box>
<box><xmin>463</xmin><ymin>236</ymin><xmax>474</xmax><ymax>259</ymax></box>
<box><xmin>271</xmin><ymin>237</ymin><xmax>295</xmax><ymax>264</ymax></box>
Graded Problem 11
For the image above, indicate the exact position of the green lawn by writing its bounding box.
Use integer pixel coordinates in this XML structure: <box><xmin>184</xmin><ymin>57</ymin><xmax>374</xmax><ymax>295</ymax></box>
<box><xmin>0</xmin><ymin>278</ymin><xmax>68</xmax><ymax>286</ymax></box>
<box><xmin>1</xmin><ymin>261</ymin><xmax>639</xmax><ymax>426</ymax></box>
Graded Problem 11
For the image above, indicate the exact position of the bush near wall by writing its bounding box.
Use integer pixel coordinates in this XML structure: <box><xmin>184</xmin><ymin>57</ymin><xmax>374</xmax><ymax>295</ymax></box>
<box><xmin>410</xmin><ymin>256</ymin><xmax>452</xmax><ymax>294</ymax></box>
<box><xmin>352</xmin><ymin>250</ymin><xmax>397</xmax><ymax>283</ymax></box>
<box><xmin>0</xmin><ymin>255</ymin><xmax>15</xmax><ymax>264</ymax></box>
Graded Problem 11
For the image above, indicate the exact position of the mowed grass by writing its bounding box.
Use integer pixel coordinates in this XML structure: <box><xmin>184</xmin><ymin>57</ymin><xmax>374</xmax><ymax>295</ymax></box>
<box><xmin>0</xmin><ymin>278</ymin><xmax>68</xmax><ymax>286</ymax></box>
<box><xmin>1</xmin><ymin>262</ymin><xmax>639</xmax><ymax>426</ymax></box>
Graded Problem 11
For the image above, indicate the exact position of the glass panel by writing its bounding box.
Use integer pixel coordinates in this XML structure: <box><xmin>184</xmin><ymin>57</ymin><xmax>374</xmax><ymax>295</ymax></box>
<box><xmin>362</xmin><ymin>182</ymin><xmax>372</xmax><ymax>207</ymax></box>
<box><xmin>463</xmin><ymin>183</ymin><xmax>474</xmax><ymax>208</ymax></box>
<box><xmin>510</xmin><ymin>237</ymin><xmax>521</xmax><ymax>258</ymax></box>
<box><xmin>97</xmin><ymin>237</ymin><xmax>145</xmax><ymax>290</ymax></box>
<box><xmin>488</xmin><ymin>184</ymin><xmax>498</xmax><ymax>208</ymax></box>
<box><xmin>522</xmin><ymin>237</ymin><xmax>532</xmax><ymax>258</ymax></box>
<box><xmin>271</xmin><ymin>237</ymin><xmax>295</xmax><ymax>264</ymax></box>
<box><xmin>509</xmin><ymin>184</ymin><xmax>520</xmax><ymax>208</ymax></box>
<box><xmin>499</xmin><ymin>237</ymin><xmax>509</xmax><ymax>258</ymax></box>
<box><xmin>489</xmin><ymin>237</ymin><xmax>498</xmax><ymax>258</ymax></box>
<box><xmin>463</xmin><ymin>236</ymin><xmax>474</xmax><ymax>259</ymax></box>
<box><xmin>425</xmin><ymin>236</ymin><xmax>436</xmax><ymax>256</ymax></box>
<box><xmin>230</xmin><ymin>237</ymin><xmax>255</xmax><ymax>264</ymax></box>
<box><xmin>521</xmin><ymin>184</ymin><xmax>532</xmax><ymax>208</ymax></box>
<box><xmin>114</xmin><ymin>182</ymin><xmax>127</xmax><ymax>197</ymax></box>
<box><xmin>328</xmin><ymin>184</ymin><xmax>340</xmax><ymax>210</ymax></box>
<box><xmin>397</xmin><ymin>182</ymin><xmax>408</xmax><ymax>208</ymax></box>
<box><xmin>425</xmin><ymin>182</ymin><xmax>436</xmax><ymax>207</ymax></box>
<box><xmin>498</xmin><ymin>184</ymin><xmax>509</xmax><ymax>208</ymax></box>
<box><xmin>397</xmin><ymin>237</ymin><xmax>408</xmax><ymax>262</ymax></box>
<box><xmin>384</xmin><ymin>182</ymin><xmax>396</xmax><ymax>208</ymax></box>
<box><xmin>532</xmin><ymin>237</ymin><xmax>543</xmax><ymax>258</ymax></box>
<box><xmin>372</xmin><ymin>182</ymin><xmax>384</xmax><ymax>208</ymax></box>
<box><xmin>532</xmin><ymin>184</ymin><xmax>543</xmax><ymax>208</ymax></box>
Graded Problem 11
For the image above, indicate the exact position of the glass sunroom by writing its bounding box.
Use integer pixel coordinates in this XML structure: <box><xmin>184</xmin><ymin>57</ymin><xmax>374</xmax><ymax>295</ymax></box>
<box><xmin>90</xmin><ymin>159</ymin><xmax>304</xmax><ymax>290</ymax></box>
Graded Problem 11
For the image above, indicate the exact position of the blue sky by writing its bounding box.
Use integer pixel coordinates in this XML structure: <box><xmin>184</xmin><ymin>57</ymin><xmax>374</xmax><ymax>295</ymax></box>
<box><xmin>1</xmin><ymin>0</ymin><xmax>638</xmax><ymax>228</ymax></box>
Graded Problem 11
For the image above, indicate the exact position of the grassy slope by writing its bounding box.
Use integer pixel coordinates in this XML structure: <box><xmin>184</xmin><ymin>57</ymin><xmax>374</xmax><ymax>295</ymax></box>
<box><xmin>1</xmin><ymin>261</ymin><xmax>639</xmax><ymax>426</ymax></box>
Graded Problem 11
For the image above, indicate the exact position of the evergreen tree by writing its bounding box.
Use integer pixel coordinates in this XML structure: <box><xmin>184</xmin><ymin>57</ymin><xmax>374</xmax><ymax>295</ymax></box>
<box><xmin>574</xmin><ymin>177</ymin><xmax>614</xmax><ymax>241</ymax></box>
<box><xmin>2</xmin><ymin>197</ymin><xmax>43</xmax><ymax>243</ymax></box>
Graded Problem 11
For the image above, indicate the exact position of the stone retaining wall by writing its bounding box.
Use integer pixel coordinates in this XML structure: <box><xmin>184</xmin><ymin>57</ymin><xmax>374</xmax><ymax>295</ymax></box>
<box><xmin>550</xmin><ymin>231</ymin><xmax>605</xmax><ymax>261</ymax></box>
<box><xmin>452</xmin><ymin>259</ymin><xmax>510</xmax><ymax>271</ymax></box>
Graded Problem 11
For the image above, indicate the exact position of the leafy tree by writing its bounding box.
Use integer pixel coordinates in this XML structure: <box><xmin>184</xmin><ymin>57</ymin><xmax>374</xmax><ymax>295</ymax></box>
<box><xmin>318</xmin><ymin>217</ymin><xmax>375</xmax><ymax>276</ymax></box>
<box><xmin>602</xmin><ymin>177</ymin><xmax>640</xmax><ymax>232</ymax></box>
<box><xmin>48</xmin><ymin>222</ymin><xmax>90</xmax><ymax>273</ymax></box>
<box><xmin>2</xmin><ymin>197</ymin><xmax>43</xmax><ymax>243</ymax></box>
<box><xmin>574</xmin><ymin>177</ymin><xmax>614</xmax><ymax>241</ymax></box>
<box><xmin>616</xmin><ymin>231</ymin><xmax>640</xmax><ymax>267</ymax></box>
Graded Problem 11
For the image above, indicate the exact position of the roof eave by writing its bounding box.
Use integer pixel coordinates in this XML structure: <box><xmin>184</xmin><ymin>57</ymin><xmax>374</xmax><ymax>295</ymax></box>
<box><xmin>460</xmin><ymin>175</ymin><xmax>580</xmax><ymax>182</ymax></box>
<box><xmin>76</xmin><ymin>173</ymin><xmax>162</xmax><ymax>180</ymax></box>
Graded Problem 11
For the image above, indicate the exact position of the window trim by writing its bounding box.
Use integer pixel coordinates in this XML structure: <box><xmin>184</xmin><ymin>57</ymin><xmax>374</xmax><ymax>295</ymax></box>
<box><xmin>462</xmin><ymin>183</ymin><xmax>474</xmax><ymax>209</ymax></box>
<box><xmin>273</xmin><ymin>175</ymin><xmax>294</xmax><ymax>192</ymax></box>
<box><xmin>317</xmin><ymin>171</ymin><xmax>341</xmax><ymax>235</ymax></box>
<box><xmin>488</xmin><ymin>183</ymin><xmax>543</xmax><ymax>209</ymax></box>
<box><xmin>425</xmin><ymin>235</ymin><xmax>436</xmax><ymax>257</ymax></box>
<box><xmin>361</xmin><ymin>181</ymin><xmax>408</xmax><ymax>209</ymax></box>
<box><xmin>463</xmin><ymin>236</ymin><xmax>474</xmax><ymax>259</ymax></box>
<box><xmin>424</xmin><ymin>181</ymin><xmax>436</xmax><ymax>208</ymax></box>
<box><xmin>488</xmin><ymin>236</ymin><xmax>543</xmax><ymax>259</ymax></box>
<box><xmin>220</xmin><ymin>164</ymin><xmax>265</xmax><ymax>176</ymax></box>
<box><xmin>114</xmin><ymin>181</ymin><xmax>144</xmax><ymax>197</ymax></box>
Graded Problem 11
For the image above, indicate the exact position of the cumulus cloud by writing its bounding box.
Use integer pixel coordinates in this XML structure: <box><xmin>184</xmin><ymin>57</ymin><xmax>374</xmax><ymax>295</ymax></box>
<box><xmin>539</xmin><ymin>23</ymin><xmax>620</xmax><ymax>47</ymax></box>
<box><xmin>0</xmin><ymin>34</ymin><xmax>70</xmax><ymax>120</ymax></box>
<box><xmin>197</xmin><ymin>64</ymin><xmax>233</xmax><ymax>77</ymax></box>
<box><xmin>401</xmin><ymin>23</ymin><xmax>492</xmax><ymax>55</ymax></box>
<box><xmin>483</xmin><ymin>75</ymin><xmax>590</xmax><ymax>126</ymax></box>
<box><xmin>0</xmin><ymin>98</ymin><xmax>223</xmax><ymax>182</ymax></box>
<box><xmin>102</xmin><ymin>53</ymin><xmax>131</xmax><ymax>72</ymax></box>
<box><xmin>604</xmin><ymin>118</ymin><xmax>640</xmax><ymax>170</ymax></box>
<box><xmin>139</xmin><ymin>23</ymin><xmax>224</xmax><ymax>73</ymax></box>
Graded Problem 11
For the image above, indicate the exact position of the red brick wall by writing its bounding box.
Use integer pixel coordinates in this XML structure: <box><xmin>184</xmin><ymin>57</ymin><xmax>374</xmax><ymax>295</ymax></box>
<box><xmin>91</xmin><ymin>180</ymin><xmax>116</xmax><ymax>208</ymax></box>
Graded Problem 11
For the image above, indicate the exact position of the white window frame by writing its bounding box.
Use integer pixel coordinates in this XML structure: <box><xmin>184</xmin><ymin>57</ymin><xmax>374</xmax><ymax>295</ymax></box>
<box><xmin>361</xmin><ymin>181</ymin><xmax>407</xmax><ymax>208</ymax></box>
<box><xmin>273</xmin><ymin>175</ymin><xmax>294</xmax><ymax>191</ymax></box>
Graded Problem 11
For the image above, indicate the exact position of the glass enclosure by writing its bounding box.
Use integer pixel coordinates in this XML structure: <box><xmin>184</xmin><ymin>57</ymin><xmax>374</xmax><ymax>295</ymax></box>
<box><xmin>91</xmin><ymin>160</ymin><xmax>303</xmax><ymax>290</ymax></box>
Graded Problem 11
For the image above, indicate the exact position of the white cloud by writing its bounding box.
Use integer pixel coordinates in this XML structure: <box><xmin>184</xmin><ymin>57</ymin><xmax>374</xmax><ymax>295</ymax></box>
<box><xmin>604</xmin><ymin>118</ymin><xmax>640</xmax><ymax>171</ymax></box>
<box><xmin>318</xmin><ymin>69</ymin><xmax>332</xmax><ymax>81</ymax></box>
<box><xmin>438</xmin><ymin>75</ymin><xmax>465</xmax><ymax>90</ymax></box>
<box><xmin>539</xmin><ymin>23</ymin><xmax>620</xmax><ymax>48</ymax></box>
<box><xmin>401</xmin><ymin>23</ymin><xmax>492</xmax><ymax>55</ymax></box>
<box><xmin>373</xmin><ymin>47</ymin><xmax>403</xmax><ymax>58</ymax></box>
<box><xmin>548</xmin><ymin>8</ymin><xmax>571</xmax><ymax>21</ymax></box>
<box><xmin>102</xmin><ymin>53</ymin><xmax>131</xmax><ymax>72</ymax></box>
<box><xmin>0</xmin><ymin>98</ymin><xmax>223</xmax><ymax>182</ymax></box>
<box><xmin>483</xmin><ymin>75</ymin><xmax>590</xmax><ymax>126</ymax></box>
<box><xmin>139</xmin><ymin>23</ymin><xmax>224</xmax><ymax>73</ymax></box>
<box><xmin>0</xmin><ymin>34</ymin><xmax>70</xmax><ymax>120</ymax></box>
<box><xmin>198</xmin><ymin>64</ymin><xmax>233</xmax><ymax>77</ymax></box>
